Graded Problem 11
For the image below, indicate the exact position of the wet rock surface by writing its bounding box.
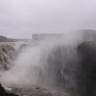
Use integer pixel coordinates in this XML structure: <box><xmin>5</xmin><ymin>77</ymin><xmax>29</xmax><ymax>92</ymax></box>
<box><xmin>77</xmin><ymin>41</ymin><xmax>96</xmax><ymax>96</ymax></box>
<box><xmin>0</xmin><ymin>83</ymin><xmax>18</xmax><ymax>96</ymax></box>
<box><xmin>0</xmin><ymin>43</ymin><xmax>16</xmax><ymax>71</ymax></box>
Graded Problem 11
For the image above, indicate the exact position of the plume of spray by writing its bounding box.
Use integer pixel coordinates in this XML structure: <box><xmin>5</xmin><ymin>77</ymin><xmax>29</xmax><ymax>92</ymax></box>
<box><xmin>1</xmin><ymin>31</ymin><xmax>96</xmax><ymax>95</ymax></box>
<box><xmin>0</xmin><ymin>32</ymin><xmax>83</xmax><ymax>84</ymax></box>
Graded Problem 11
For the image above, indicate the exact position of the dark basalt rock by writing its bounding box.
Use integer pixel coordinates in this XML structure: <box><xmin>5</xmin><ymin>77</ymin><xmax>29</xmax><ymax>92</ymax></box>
<box><xmin>77</xmin><ymin>41</ymin><xmax>96</xmax><ymax>96</ymax></box>
<box><xmin>0</xmin><ymin>83</ymin><xmax>18</xmax><ymax>96</ymax></box>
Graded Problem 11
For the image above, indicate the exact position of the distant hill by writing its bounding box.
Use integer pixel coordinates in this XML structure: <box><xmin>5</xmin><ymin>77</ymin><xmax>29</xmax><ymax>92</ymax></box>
<box><xmin>0</xmin><ymin>35</ymin><xmax>29</xmax><ymax>42</ymax></box>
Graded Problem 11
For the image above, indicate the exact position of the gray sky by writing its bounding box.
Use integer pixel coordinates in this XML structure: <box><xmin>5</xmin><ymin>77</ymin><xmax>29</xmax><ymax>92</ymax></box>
<box><xmin>0</xmin><ymin>0</ymin><xmax>96</xmax><ymax>39</ymax></box>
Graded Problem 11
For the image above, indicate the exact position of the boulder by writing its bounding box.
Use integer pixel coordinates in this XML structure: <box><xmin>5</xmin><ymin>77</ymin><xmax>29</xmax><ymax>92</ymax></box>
<box><xmin>0</xmin><ymin>83</ymin><xmax>18</xmax><ymax>96</ymax></box>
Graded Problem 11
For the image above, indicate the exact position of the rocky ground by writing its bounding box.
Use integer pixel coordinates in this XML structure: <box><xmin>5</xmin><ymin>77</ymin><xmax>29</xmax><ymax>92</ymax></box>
<box><xmin>12</xmin><ymin>86</ymin><xmax>70</xmax><ymax>96</ymax></box>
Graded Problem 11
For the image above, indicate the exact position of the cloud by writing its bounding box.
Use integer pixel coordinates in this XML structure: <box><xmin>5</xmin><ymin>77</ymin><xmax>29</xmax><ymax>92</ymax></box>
<box><xmin>0</xmin><ymin>0</ymin><xmax>96</xmax><ymax>38</ymax></box>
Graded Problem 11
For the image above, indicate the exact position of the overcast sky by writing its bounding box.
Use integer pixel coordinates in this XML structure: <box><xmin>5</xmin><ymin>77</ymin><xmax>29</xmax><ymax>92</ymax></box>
<box><xmin>0</xmin><ymin>0</ymin><xmax>96</xmax><ymax>38</ymax></box>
